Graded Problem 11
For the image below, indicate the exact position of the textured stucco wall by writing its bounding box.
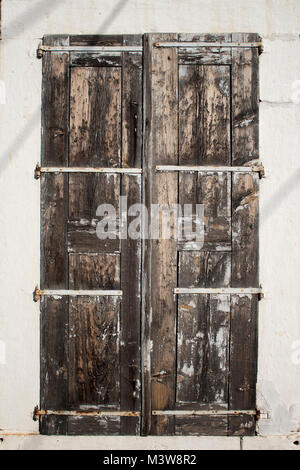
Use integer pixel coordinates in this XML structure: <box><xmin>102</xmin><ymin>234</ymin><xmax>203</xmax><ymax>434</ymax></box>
<box><xmin>0</xmin><ymin>0</ymin><xmax>300</xmax><ymax>449</ymax></box>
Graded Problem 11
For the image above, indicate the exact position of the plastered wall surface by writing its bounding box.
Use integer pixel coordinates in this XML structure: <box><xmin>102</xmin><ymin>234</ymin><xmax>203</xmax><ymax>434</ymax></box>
<box><xmin>0</xmin><ymin>0</ymin><xmax>300</xmax><ymax>450</ymax></box>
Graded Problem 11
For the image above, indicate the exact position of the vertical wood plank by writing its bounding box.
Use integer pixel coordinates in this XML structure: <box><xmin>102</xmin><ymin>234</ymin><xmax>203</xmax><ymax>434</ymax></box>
<box><xmin>143</xmin><ymin>33</ymin><xmax>178</xmax><ymax>436</ymax></box>
<box><xmin>229</xmin><ymin>34</ymin><xmax>260</xmax><ymax>436</ymax></box>
<box><xmin>232</xmin><ymin>33</ymin><xmax>259</xmax><ymax>165</ymax></box>
<box><xmin>69</xmin><ymin>67</ymin><xmax>121</xmax><ymax>167</ymax></box>
<box><xmin>40</xmin><ymin>36</ymin><xmax>70</xmax><ymax>435</ymax></box>
<box><xmin>68</xmin><ymin>254</ymin><xmax>121</xmax><ymax>412</ymax></box>
<box><xmin>228</xmin><ymin>295</ymin><xmax>258</xmax><ymax>435</ymax></box>
<box><xmin>120</xmin><ymin>175</ymin><xmax>142</xmax><ymax>435</ymax></box>
<box><xmin>179</xmin><ymin>65</ymin><xmax>231</xmax><ymax>165</ymax></box>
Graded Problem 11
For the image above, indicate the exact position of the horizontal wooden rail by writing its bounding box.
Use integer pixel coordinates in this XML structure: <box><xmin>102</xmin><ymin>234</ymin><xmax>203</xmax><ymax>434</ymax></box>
<box><xmin>33</xmin><ymin>286</ymin><xmax>122</xmax><ymax>302</ymax></box>
<box><xmin>35</xmin><ymin>163</ymin><xmax>142</xmax><ymax>179</ymax></box>
<box><xmin>156</xmin><ymin>165</ymin><xmax>265</xmax><ymax>178</ymax></box>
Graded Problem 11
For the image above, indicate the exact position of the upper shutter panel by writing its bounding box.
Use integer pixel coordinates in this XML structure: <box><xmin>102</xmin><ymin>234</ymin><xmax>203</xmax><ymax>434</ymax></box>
<box><xmin>40</xmin><ymin>35</ymin><xmax>143</xmax><ymax>436</ymax></box>
<box><xmin>143</xmin><ymin>33</ymin><xmax>260</xmax><ymax>437</ymax></box>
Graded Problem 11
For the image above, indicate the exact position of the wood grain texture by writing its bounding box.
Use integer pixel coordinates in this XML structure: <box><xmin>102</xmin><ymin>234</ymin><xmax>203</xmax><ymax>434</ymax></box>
<box><xmin>232</xmin><ymin>173</ymin><xmax>259</xmax><ymax>287</ymax></box>
<box><xmin>228</xmin><ymin>295</ymin><xmax>258</xmax><ymax>436</ymax></box>
<box><xmin>68</xmin><ymin>295</ymin><xmax>121</xmax><ymax>407</ymax></box>
<box><xmin>120</xmin><ymin>36</ymin><xmax>143</xmax><ymax>435</ymax></box>
<box><xmin>143</xmin><ymin>33</ymin><xmax>179</xmax><ymax>436</ymax></box>
<box><xmin>177</xmin><ymin>294</ymin><xmax>229</xmax><ymax>405</ymax></box>
<box><xmin>69</xmin><ymin>67</ymin><xmax>121</xmax><ymax>167</ymax></box>
<box><xmin>179</xmin><ymin>252</ymin><xmax>231</xmax><ymax>288</ymax></box>
<box><xmin>120</xmin><ymin>175</ymin><xmax>142</xmax><ymax>435</ymax></box>
<box><xmin>40</xmin><ymin>39</ymin><xmax>70</xmax><ymax>434</ymax></box>
<box><xmin>68</xmin><ymin>173</ymin><xmax>120</xmax><ymax>253</ymax></box>
<box><xmin>232</xmin><ymin>33</ymin><xmax>259</xmax><ymax>165</ymax></box>
<box><xmin>178</xmin><ymin>172</ymin><xmax>231</xmax><ymax>250</ymax></box>
<box><xmin>179</xmin><ymin>65</ymin><xmax>231</xmax><ymax>165</ymax></box>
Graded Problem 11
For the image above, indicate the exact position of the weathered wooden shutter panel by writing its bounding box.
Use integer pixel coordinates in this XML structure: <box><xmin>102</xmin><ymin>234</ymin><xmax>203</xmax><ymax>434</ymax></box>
<box><xmin>143</xmin><ymin>33</ymin><xmax>259</xmax><ymax>436</ymax></box>
<box><xmin>40</xmin><ymin>33</ymin><xmax>259</xmax><ymax>437</ymax></box>
<box><xmin>40</xmin><ymin>34</ymin><xmax>142</xmax><ymax>435</ymax></box>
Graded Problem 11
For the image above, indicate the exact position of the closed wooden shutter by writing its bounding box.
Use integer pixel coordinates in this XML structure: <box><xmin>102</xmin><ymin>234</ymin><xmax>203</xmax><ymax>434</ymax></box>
<box><xmin>38</xmin><ymin>33</ymin><xmax>261</xmax><ymax>436</ymax></box>
<box><xmin>40</xmin><ymin>35</ymin><xmax>143</xmax><ymax>435</ymax></box>
<box><xmin>142</xmin><ymin>33</ymin><xmax>260</xmax><ymax>437</ymax></box>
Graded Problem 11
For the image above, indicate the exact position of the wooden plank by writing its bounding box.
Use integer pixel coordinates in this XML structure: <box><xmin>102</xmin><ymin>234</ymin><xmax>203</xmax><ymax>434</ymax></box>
<box><xmin>40</xmin><ymin>37</ymin><xmax>70</xmax><ymax>435</ymax></box>
<box><xmin>179</xmin><ymin>172</ymin><xmax>231</xmax><ymax>249</ymax></box>
<box><xmin>69</xmin><ymin>253</ymin><xmax>120</xmax><ymax>289</ymax></box>
<box><xmin>42</xmin><ymin>38</ymin><xmax>69</xmax><ymax>166</ymax></box>
<box><xmin>69</xmin><ymin>67</ymin><xmax>121</xmax><ymax>167</ymax></box>
<box><xmin>179</xmin><ymin>252</ymin><xmax>231</xmax><ymax>288</ymax></box>
<box><xmin>175</xmin><ymin>416</ymin><xmax>228</xmax><ymax>436</ymax></box>
<box><xmin>119</xmin><ymin>36</ymin><xmax>143</xmax><ymax>436</ymax></box>
<box><xmin>232</xmin><ymin>33</ymin><xmax>259</xmax><ymax>165</ymax></box>
<box><xmin>179</xmin><ymin>64</ymin><xmax>231</xmax><ymax>165</ymax></box>
<box><xmin>70</xmin><ymin>53</ymin><xmax>122</xmax><ymax>67</ymax></box>
<box><xmin>68</xmin><ymin>255</ymin><xmax>121</xmax><ymax>435</ymax></box>
<box><xmin>68</xmin><ymin>173</ymin><xmax>120</xmax><ymax>253</ymax></box>
<box><xmin>232</xmin><ymin>174</ymin><xmax>259</xmax><ymax>288</ymax></box>
<box><xmin>67</xmin><ymin>416</ymin><xmax>120</xmax><ymax>436</ymax></box>
<box><xmin>178</xmin><ymin>49</ymin><xmax>232</xmax><ymax>65</ymax></box>
<box><xmin>142</xmin><ymin>33</ymin><xmax>178</xmax><ymax>436</ymax></box>
<box><xmin>68</xmin><ymin>295</ymin><xmax>121</xmax><ymax>406</ymax></box>
<box><xmin>120</xmin><ymin>176</ymin><xmax>142</xmax><ymax>435</ymax></box>
<box><xmin>228</xmin><ymin>295</ymin><xmax>258</xmax><ymax>436</ymax></box>
<box><xmin>177</xmin><ymin>294</ymin><xmax>230</xmax><ymax>405</ymax></box>
<box><xmin>70</xmin><ymin>35</ymin><xmax>124</xmax><ymax>46</ymax></box>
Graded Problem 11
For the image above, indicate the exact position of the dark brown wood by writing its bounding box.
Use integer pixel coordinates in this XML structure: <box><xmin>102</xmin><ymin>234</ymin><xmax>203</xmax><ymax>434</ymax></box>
<box><xmin>179</xmin><ymin>252</ymin><xmax>231</xmax><ymax>288</ymax></box>
<box><xmin>69</xmin><ymin>66</ymin><xmax>121</xmax><ymax>167</ymax></box>
<box><xmin>179</xmin><ymin>65</ymin><xmax>231</xmax><ymax>165</ymax></box>
<box><xmin>40</xmin><ymin>36</ymin><xmax>70</xmax><ymax>435</ymax></box>
<box><xmin>143</xmin><ymin>33</ymin><xmax>179</xmax><ymax>436</ymax></box>
<box><xmin>120</xmin><ymin>36</ymin><xmax>143</xmax><ymax>435</ymax></box>
<box><xmin>40</xmin><ymin>33</ymin><xmax>260</xmax><ymax>437</ymax></box>
<box><xmin>228</xmin><ymin>295</ymin><xmax>258</xmax><ymax>435</ymax></box>
<box><xmin>70</xmin><ymin>53</ymin><xmax>122</xmax><ymax>68</ymax></box>
<box><xmin>228</xmin><ymin>33</ymin><xmax>259</xmax><ymax>436</ymax></box>
<box><xmin>70</xmin><ymin>35</ymin><xmax>123</xmax><ymax>46</ymax></box>
<box><xmin>232</xmin><ymin>33</ymin><xmax>259</xmax><ymax>166</ymax></box>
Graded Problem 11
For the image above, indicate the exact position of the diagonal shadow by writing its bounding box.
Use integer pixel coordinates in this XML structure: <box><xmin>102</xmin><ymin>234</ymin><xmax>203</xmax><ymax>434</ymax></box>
<box><xmin>261</xmin><ymin>168</ymin><xmax>300</xmax><ymax>223</ymax></box>
<box><xmin>0</xmin><ymin>109</ymin><xmax>40</xmax><ymax>174</ymax></box>
<box><xmin>0</xmin><ymin>0</ymin><xmax>131</xmax><ymax>176</ymax></box>
<box><xmin>96</xmin><ymin>0</ymin><xmax>131</xmax><ymax>33</ymax></box>
<box><xmin>2</xmin><ymin>0</ymin><xmax>62</xmax><ymax>39</ymax></box>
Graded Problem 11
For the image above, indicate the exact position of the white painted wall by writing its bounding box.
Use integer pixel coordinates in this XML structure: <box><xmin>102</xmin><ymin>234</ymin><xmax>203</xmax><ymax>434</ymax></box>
<box><xmin>0</xmin><ymin>0</ymin><xmax>299</xmax><ymax>448</ymax></box>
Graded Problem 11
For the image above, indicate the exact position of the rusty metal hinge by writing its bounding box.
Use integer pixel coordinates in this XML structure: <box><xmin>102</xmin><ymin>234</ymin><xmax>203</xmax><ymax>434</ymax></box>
<box><xmin>33</xmin><ymin>286</ymin><xmax>122</xmax><ymax>302</ymax></box>
<box><xmin>33</xmin><ymin>405</ymin><xmax>140</xmax><ymax>420</ymax></box>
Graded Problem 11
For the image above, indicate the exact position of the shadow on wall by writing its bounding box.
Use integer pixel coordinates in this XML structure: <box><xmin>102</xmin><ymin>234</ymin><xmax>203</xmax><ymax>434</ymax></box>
<box><xmin>261</xmin><ymin>167</ymin><xmax>300</xmax><ymax>223</ymax></box>
<box><xmin>3</xmin><ymin>0</ymin><xmax>131</xmax><ymax>38</ymax></box>
<box><xmin>0</xmin><ymin>0</ymin><xmax>131</xmax><ymax>174</ymax></box>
